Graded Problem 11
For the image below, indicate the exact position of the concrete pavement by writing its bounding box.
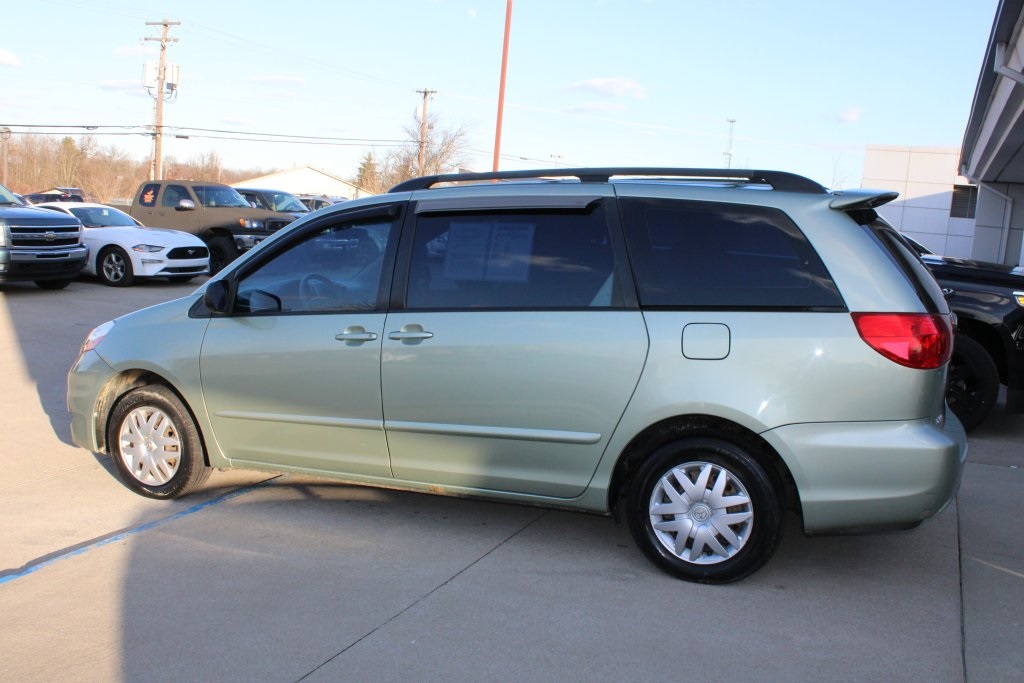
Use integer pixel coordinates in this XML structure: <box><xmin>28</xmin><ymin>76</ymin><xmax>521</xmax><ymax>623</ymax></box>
<box><xmin>1</xmin><ymin>278</ymin><xmax>1020</xmax><ymax>682</ymax></box>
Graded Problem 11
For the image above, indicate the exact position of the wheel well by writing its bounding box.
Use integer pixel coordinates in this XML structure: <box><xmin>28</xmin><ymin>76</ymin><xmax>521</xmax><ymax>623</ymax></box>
<box><xmin>95</xmin><ymin>371</ymin><xmax>210</xmax><ymax>467</ymax></box>
<box><xmin>200</xmin><ymin>228</ymin><xmax>234</xmax><ymax>245</ymax></box>
<box><xmin>957</xmin><ymin>321</ymin><xmax>1007</xmax><ymax>383</ymax></box>
<box><xmin>607</xmin><ymin>415</ymin><xmax>800</xmax><ymax>519</ymax></box>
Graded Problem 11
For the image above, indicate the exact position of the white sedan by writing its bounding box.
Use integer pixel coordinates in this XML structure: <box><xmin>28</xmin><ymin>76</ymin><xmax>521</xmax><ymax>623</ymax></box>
<box><xmin>34</xmin><ymin>202</ymin><xmax>209</xmax><ymax>287</ymax></box>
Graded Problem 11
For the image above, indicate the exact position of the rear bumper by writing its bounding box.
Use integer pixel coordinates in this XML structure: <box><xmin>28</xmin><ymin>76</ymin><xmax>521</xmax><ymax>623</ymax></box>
<box><xmin>761</xmin><ymin>410</ymin><xmax>968</xmax><ymax>533</ymax></box>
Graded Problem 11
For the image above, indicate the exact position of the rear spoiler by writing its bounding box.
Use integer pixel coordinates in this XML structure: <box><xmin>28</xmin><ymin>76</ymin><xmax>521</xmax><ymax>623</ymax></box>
<box><xmin>829</xmin><ymin>189</ymin><xmax>899</xmax><ymax>211</ymax></box>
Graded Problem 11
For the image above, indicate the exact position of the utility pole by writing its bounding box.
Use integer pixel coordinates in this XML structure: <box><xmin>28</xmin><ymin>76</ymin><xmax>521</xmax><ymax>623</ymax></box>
<box><xmin>416</xmin><ymin>89</ymin><xmax>436</xmax><ymax>176</ymax></box>
<box><xmin>145</xmin><ymin>19</ymin><xmax>180</xmax><ymax>180</ymax></box>
<box><xmin>724</xmin><ymin>118</ymin><xmax>736</xmax><ymax>169</ymax></box>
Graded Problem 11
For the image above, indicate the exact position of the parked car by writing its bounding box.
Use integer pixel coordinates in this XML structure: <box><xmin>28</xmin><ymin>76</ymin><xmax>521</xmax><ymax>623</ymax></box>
<box><xmin>34</xmin><ymin>202</ymin><xmax>209</xmax><ymax>287</ymax></box>
<box><xmin>68</xmin><ymin>167</ymin><xmax>966</xmax><ymax>584</ymax></box>
<box><xmin>297</xmin><ymin>194</ymin><xmax>347</xmax><ymax>211</ymax></box>
<box><xmin>0</xmin><ymin>183</ymin><xmax>88</xmax><ymax>289</ymax></box>
<box><xmin>234</xmin><ymin>187</ymin><xmax>311</xmax><ymax>217</ymax></box>
<box><xmin>902</xmin><ymin>236</ymin><xmax>1024</xmax><ymax>429</ymax></box>
<box><xmin>23</xmin><ymin>187</ymin><xmax>86</xmax><ymax>204</ymax></box>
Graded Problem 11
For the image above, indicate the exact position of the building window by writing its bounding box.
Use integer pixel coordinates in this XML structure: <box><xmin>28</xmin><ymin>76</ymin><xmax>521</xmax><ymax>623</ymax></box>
<box><xmin>950</xmin><ymin>184</ymin><xmax>978</xmax><ymax>219</ymax></box>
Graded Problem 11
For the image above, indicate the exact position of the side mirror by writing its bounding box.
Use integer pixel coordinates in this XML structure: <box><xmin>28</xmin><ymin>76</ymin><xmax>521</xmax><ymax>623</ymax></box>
<box><xmin>203</xmin><ymin>279</ymin><xmax>231</xmax><ymax>313</ymax></box>
<box><xmin>177</xmin><ymin>198</ymin><xmax>196</xmax><ymax>211</ymax></box>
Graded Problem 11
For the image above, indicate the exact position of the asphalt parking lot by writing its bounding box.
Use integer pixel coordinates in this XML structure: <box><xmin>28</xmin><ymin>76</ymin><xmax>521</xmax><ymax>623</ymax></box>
<box><xmin>1</xmin><ymin>277</ymin><xmax>1021</xmax><ymax>682</ymax></box>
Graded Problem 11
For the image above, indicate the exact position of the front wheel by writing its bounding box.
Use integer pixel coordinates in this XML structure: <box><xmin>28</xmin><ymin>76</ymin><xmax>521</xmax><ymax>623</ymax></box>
<box><xmin>947</xmin><ymin>333</ymin><xmax>999</xmax><ymax>431</ymax></box>
<box><xmin>98</xmin><ymin>246</ymin><xmax>135</xmax><ymax>287</ymax></box>
<box><xmin>107</xmin><ymin>385</ymin><xmax>211</xmax><ymax>499</ymax></box>
<box><xmin>626</xmin><ymin>437</ymin><xmax>782</xmax><ymax>584</ymax></box>
<box><xmin>207</xmin><ymin>236</ymin><xmax>238</xmax><ymax>274</ymax></box>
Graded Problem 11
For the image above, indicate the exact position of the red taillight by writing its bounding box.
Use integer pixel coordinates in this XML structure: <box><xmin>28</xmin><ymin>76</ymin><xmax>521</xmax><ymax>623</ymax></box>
<box><xmin>851</xmin><ymin>313</ymin><xmax>953</xmax><ymax>369</ymax></box>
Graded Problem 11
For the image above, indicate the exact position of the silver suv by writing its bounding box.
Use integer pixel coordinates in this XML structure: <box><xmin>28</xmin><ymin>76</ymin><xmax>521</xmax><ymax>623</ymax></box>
<box><xmin>67</xmin><ymin>168</ymin><xmax>967</xmax><ymax>583</ymax></box>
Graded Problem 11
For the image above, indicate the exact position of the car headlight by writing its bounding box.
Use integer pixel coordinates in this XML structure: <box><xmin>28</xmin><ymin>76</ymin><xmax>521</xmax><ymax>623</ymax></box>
<box><xmin>132</xmin><ymin>244</ymin><xmax>165</xmax><ymax>253</ymax></box>
<box><xmin>1014</xmin><ymin>291</ymin><xmax>1024</xmax><ymax>307</ymax></box>
<box><xmin>80</xmin><ymin>320</ymin><xmax>114</xmax><ymax>355</ymax></box>
<box><xmin>0</xmin><ymin>221</ymin><xmax>8</xmax><ymax>247</ymax></box>
<box><xmin>238</xmin><ymin>218</ymin><xmax>264</xmax><ymax>230</ymax></box>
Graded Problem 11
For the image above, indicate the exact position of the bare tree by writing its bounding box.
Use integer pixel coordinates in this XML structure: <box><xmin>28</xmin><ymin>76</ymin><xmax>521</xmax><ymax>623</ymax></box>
<box><xmin>372</xmin><ymin>112</ymin><xmax>471</xmax><ymax>190</ymax></box>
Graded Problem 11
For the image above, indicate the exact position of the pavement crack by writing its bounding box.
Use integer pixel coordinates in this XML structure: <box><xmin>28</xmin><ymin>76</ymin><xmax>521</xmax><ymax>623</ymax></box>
<box><xmin>296</xmin><ymin>508</ymin><xmax>550</xmax><ymax>682</ymax></box>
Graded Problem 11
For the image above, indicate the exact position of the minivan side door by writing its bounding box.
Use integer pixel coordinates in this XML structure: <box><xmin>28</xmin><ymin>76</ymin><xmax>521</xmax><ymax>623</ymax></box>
<box><xmin>381</xmin><ymin>194</ymin><xmax>648</xmax><ymax>499</ymax></box>
<box><xmin>200</xmin><ymin>204</ymin><xmax>402</xmax><ymax>476</ymax></box>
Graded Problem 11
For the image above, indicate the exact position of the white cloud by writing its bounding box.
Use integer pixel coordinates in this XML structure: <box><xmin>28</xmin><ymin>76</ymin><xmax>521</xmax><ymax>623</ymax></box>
<box><xmin>0</xmin><ymin>48</ymin><xmax>23</xmax><ymax>67</ymax></box>
<box><xmin>564</xmin><ymin>77</ymin><xmax>646</xmax><ymax>99</ymax></box>
<box><xmin>98</xmin><ymin>79</ymin><xmax>147</xmax><ymax>96</ymax></box>
<box><xmin>115</xmin><ymin>44</ymin><xmax>157</xmax><ymax>58</ymax></box>
<box><xmin>562</xmin><ymin>102</ymin><xmax>627</xmax><ymax>115</ymax></box>
<box><xmin>838</xmin><ymin>106</ymin><xmax>862</xmax><ymax>124</ymax></box>
<box><xmin>247</xmin><ymin>74</ymin><xmax>304</xmax><ymax>87</ymax></box>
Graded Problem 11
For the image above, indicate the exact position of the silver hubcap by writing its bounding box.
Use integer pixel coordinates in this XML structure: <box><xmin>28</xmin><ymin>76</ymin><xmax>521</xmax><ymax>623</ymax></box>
<box><xmin>118</xmin><ymin>406</ymin><xmax>181</xmax><ymax>485</ymax></box>
<box><xmin>102</xmin><ymin>252</ymin><xmax>126</xmax><ymax>282</ymax></box>
<box><xmin>649</xmin><ymin>461</ymin><xmax>754</xmax><ymax>565</ymax></box>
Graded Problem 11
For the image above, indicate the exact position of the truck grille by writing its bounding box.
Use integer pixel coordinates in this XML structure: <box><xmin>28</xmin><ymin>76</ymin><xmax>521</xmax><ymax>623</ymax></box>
<box><xmin>266</xmin><ymin>219</ymin><xmax>292</xmax><ymax>233</ymax></box>
<box><xmin>9</xmin><ymin>223</ymin><xmax>82</xmax><ymax>248</ymax></box>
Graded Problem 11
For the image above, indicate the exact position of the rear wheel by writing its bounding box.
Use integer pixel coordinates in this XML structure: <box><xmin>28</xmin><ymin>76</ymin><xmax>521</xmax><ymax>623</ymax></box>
<box><xmin>98</xmin><ymin>246</ymin><xmax>135</xmax><ymax>287</ymax></box>
<box><xmin>107</xmin><ymin>385</ymin><xmax>211</xmax><ymax>499</ymax></box>
<box><xmin>947</xmin><ymin>333</ymin><xmax>999</xmax><ymax>431</ymax></box>
<box><xmin>626</xmin><ymin>436</ymin><xmax>782</xmax><ymax>584</ymax></box>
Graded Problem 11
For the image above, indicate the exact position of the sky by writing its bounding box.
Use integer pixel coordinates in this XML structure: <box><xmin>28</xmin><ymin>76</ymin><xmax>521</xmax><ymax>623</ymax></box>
<box><xmin>1</xmin><ymin>0</ymin><xmax>1001</xmax><ymax>189</ymax></box>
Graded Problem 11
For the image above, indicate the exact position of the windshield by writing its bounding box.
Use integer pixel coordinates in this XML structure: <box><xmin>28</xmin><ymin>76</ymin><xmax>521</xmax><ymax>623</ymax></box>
<box><xmin>192</xmin><ymin>185</ymin><xmax>250</xmax><ymax>208</ymax></box>
<box><xmin>68</xmin><ymin>206</ymin><xmax>139</xmax><ymax>228</ymax></box>
<box><xmin>0</xmin><ymin>184</ymin><xmax>23</xmax><ymax>205</ymax></box>
<box><xmin>269</xmin><ymin>192</ymin><xmax>309</xmax><ymax>213</ymax></box>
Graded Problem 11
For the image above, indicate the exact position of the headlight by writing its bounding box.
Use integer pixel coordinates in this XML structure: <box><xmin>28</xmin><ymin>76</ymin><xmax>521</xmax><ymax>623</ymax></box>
<box><xmin>1014</xmin><ymin>291</ymin><xmax>1024</xmax><ymax>307</ymax></box>
<box><xmin>132</xmin><ymin>244</ymin><xmax>164</xmax><ymax>253</ymax></box>
<box><xmin>80</xmin><ymin>320</ymin><xmax>115</xmax><ymax>355</ymax></box>
<box><xmin>0</xmin><ymin>221</ymin><xmax>7</xmax><ymax>247</ymax></box>
<box><xmin>238</xmin><ymin>218</ymin><xmax>265</xmax><ymax>230</ymax></box>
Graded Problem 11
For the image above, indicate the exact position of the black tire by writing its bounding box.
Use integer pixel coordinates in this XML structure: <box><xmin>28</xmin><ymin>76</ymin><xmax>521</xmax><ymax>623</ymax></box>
<box><xmin>107</xmin><ymin>385</ymin><xmax>211</xmax><ymax>499</ymax></box>
<box><xmin>947</xmin><ymin>333</ymin><xmax>999</xmax><ymax>431</ymax></box>
<box><xmin>626</xmin><ymin>436</ymin><xmax>782</xmax><ymax>584</ymax></box>
<box><xmin>97</xmin><ymin>246</ymin><xmax>135</xmax><ymax>287</ymax></box>
<box><xmin>207</xmin><ymin>236</ymin><xmax>238</xmax><ymax>274</ymax></box>
<box><xmin>35</xmin><ymin>279</ymin><xmax>72</xmax><ymax>290</ymax></box>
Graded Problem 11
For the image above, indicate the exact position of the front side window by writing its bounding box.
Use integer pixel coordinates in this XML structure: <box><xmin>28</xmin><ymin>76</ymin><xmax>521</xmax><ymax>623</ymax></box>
<box><xmin>407</xmin><ymin>204</ymin><xmax>616</xmax><ymax>309</ymax></box>
<box><xmin>234</xmin><ymin>219</ymin><xmax>395</xmax><ymax>314</ymax></box>
<box><xmin>192</xmin><ymin>185</ymin><xmax>249</xmax><ymax>208</ymax></box>
<box><xmin>620</xmin><ymin>198</ymin><xmax>844</xmax><ymax>309</ymax></box>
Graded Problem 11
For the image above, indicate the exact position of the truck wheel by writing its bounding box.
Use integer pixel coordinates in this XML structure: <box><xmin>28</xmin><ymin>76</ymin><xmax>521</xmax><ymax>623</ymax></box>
<box><xmin>947</xmin><ymin>333</ymin><xmax>999</xmax><ymax>431</ymax></box>
<box><xmin>98</xmin><ymin>246</ymin><xmax>135</xmax><ymax>287</ymax></box>
<box><xmin>35</xmin><ymin>279</ymin><xmax>72</xmax><ymax>290</ymax></box>
<box><xmin>207</xmin><ymin>236</ymin><xmax>238</xmax><ymax>274</ymax></box>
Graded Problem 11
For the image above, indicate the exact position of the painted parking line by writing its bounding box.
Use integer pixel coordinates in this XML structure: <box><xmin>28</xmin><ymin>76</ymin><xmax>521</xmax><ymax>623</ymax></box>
<box><xmin>0</xmin><ymin>475</ymin><xmax>281</xmax><ymax>587</ymax></box>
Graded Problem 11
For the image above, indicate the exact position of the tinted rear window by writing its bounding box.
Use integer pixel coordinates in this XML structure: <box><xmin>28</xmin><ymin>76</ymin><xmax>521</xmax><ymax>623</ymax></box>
<box><xmin>619</xmin><ymin>198</ymin><xmax>844</xmax><ymax>309</ymax></box>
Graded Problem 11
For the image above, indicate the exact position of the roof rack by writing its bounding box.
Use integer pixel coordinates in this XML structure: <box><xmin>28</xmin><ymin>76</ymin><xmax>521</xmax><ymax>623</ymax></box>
<box><xmin>388</xmin><ymin>167</ymin><xmax>828</xmax><ymax>194</ymax></box>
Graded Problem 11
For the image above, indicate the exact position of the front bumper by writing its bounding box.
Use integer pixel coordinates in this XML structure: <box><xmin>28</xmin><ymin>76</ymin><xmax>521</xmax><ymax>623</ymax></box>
<box><xmin>67</xmin><ymin>349</ymin><xmax>118</xmax><ymax>453</ymax></box>
<box><xmin>761</xmin><ymin>410</ymin><xmax>968</xmax><ymax>533</ymax></box>
<box><xmin>0</xmin><ymin>245</ymin><xmax>88</xmax><ymax>282</ymax></box>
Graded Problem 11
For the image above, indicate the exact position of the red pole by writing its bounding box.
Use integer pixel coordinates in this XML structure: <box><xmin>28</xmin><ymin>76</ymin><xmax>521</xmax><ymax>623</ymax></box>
<box><xmin>492</xmin><ymin>0</ymin><xmax>513</xmax><ymax>172</ymax></box>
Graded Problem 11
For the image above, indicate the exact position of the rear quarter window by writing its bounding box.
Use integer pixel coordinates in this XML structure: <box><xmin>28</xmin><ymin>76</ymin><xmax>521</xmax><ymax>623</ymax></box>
<box><xmin>619</xmin><ymin>198</ymin><xmax>844</xmax><ymax>309</ymax></box>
